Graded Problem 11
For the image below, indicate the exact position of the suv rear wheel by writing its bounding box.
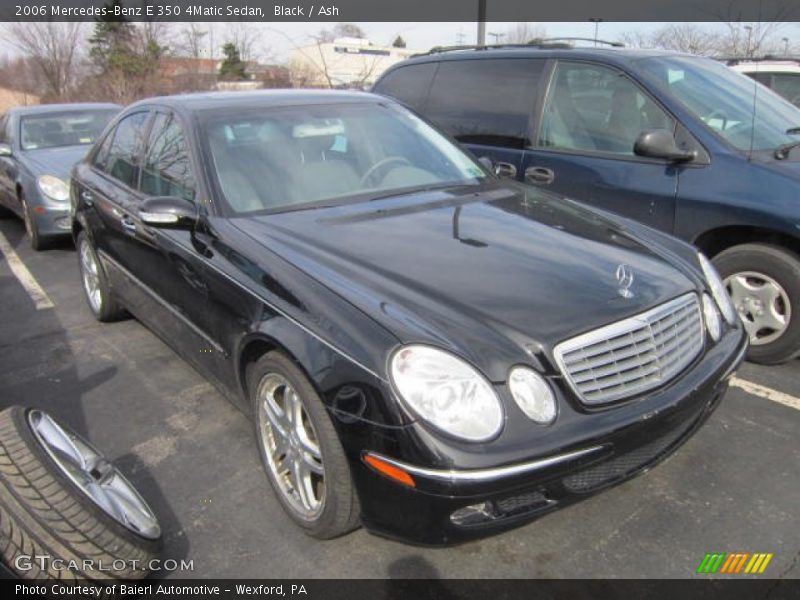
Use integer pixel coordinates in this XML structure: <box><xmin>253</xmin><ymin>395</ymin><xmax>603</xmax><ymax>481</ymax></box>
<box><xmin>713</xmin><ymin>243</ymin><xmax>800</xmax><ymax>364</ymax></box>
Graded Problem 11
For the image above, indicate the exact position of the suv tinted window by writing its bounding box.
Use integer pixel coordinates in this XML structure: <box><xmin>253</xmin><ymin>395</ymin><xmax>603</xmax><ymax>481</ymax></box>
<box><xmin>373</xmin><ymin>63</ymin><xmax>437</xmax><ymax>110</ymax></box>
<box><xmin>101</xmin><ymin>111</ymin><xmax>148</xmax><ymax>188</ymax></box>
<box><xmin>141</xmin><ymin>113</ymin><xmax>196</xmax><ymax>201</ymax></box>
<box><xmin>539</xmin><ymin>61</ymin><xmax>674</xmax><ymax>156</ymax></box>
<box><xmin>0</xmin><ymin>115</ymin><xmax>7</xmax><ymax>144</ymax></box>
<box><xmin>425</xmin><ymin>59</ymin><xmax>544</xmax><ymax>149</ymax></box>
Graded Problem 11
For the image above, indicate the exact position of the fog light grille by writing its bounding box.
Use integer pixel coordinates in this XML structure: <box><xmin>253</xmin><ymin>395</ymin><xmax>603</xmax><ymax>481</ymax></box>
<box><xmin>562</xmin><ymin>419</ymin><xmax>695</xmax><ymax>493</ymax></box>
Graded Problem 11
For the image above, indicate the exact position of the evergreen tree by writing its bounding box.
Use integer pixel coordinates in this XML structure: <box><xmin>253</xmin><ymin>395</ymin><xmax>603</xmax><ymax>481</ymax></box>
<box><xmin>218</xmin><ymin>42</ymin><xmax>248</xmax><ymax>81</ymax></box>
<box><xmin>392</xmin><ymin>35</ymin><xmax>407</xmax><ymax>48</ymax></box>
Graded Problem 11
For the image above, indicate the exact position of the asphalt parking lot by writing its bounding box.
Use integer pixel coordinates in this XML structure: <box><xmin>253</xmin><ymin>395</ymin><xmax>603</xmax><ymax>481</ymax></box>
<box><xmin>0</xmin><ymin>215</ymin><xmax>798</xmax><ymax>580</ymax></box>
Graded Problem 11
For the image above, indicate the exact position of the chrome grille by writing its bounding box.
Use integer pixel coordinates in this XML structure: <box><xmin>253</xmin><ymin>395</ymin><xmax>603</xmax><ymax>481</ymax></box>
<box><xmin>554</xmin><ymin>293</ymin><xmax>704</xmax><ymax>406</ymax></box>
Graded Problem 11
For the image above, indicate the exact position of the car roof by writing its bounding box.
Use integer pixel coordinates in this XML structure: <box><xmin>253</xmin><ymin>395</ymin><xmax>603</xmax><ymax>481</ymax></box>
<box><xmin>129</xmin><ymin>89</ymin><xmax>385</xmax><ymax>114</ymax></box>
<box><xmin>8</xmin><ymin>102</ymin><xmax>121</xmax><ymax>116</ymax></box>
<box><xmin>392</xmin><ymin>46</ymin><xmax>693</xmax><ymax>69</ymax></box>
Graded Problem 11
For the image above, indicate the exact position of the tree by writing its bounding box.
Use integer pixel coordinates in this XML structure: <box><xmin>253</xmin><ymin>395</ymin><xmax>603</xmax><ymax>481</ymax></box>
<box><xmin>619</xmin><ymin>24</ymin><xmax>721</xmax><ymax>56</ymax></box>
<box><xmin>218</xmin><ymin>42</ymin><xmax>248</xmax><ymax>81</ymax></box>
<box><xmin>504</xmin><ymin>22</ymin><xmax>547</xmax><ymax>45</ymax></box>
<box><xmin>392</xmin><ymin>35</ymin><xmax>407</xmax><ymax>48</ymax></box>
<box><xmin>86</xmin><ymin>0</ymin><xmax>166</xmax><ymax>102</ymax></box>
<box><xmin>5</xmin><ymin>22</ymin><xmax>84</xmax><ymax>100</ymax></box>
<box><xmin>316</xmin><ymin>23</ymin><xmax>367</xmax><ymax>43</ymax></box>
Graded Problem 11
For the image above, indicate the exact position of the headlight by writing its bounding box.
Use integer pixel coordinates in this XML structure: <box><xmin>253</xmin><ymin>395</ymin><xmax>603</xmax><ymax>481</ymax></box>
<box><xmin>389</xmin><ymin>345</ymin><xmax>503</xmax><ymax>442</ymax></box>
<box><xmin>703</xmin><ymin>293</ymin><xmax>722</xmax><ymax>342</ymax></box>
<box><xmin>698</xmin><ymin>253</ymin><xmax>737</xmax><ymax>325</ymax></box>
<box><xmin>508</xmin><ymin>367</ymin><xmax>557</xmax><ymax>424</ymax></box>
<box><xmin>37</xmin><ymin>175</ymin><xmax>69</xmax><ymax>202</ymax></box>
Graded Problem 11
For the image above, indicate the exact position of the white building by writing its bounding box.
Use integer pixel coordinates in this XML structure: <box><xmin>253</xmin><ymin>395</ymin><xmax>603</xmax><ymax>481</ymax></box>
<box><xmin>288</xmin><ymin>37</ymin><xmax>420</xmax><ymax>89</ymax></box>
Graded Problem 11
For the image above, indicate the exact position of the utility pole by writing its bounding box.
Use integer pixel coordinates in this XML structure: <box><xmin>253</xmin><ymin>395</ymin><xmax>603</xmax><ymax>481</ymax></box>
<box><xmin>477</xmin><ymin>0</ymin><xmax>486</xmax><ymax>45</ymax></box>
<box><xmin>589</xmin><ymin>18</ymin><xmax>602</xmax><ymax>46</ymax></box>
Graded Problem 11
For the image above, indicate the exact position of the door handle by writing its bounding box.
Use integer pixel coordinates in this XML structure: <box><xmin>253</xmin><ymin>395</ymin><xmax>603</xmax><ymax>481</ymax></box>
<box><xmin>120</xmin><ymin>214</ymin><xmax>137</xmax><ymax>234</ymax></box>
<box><xmin>493</xmin><ymin>162</ymin><xmax>518</xmax><ymax>179</ymax></box>
<box><xmin>80</xmin><ymin>190</ymin><xmax>94</xmax><ymax>206</ymax></box>
<box><xmin>525</xmin><ymin>166</ymin><xmax>555</xmax><ymax>185</ymax></box>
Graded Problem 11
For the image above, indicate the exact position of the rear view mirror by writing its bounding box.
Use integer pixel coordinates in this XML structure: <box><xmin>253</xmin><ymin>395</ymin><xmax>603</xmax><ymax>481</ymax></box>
<box><xmin>0</xmin><ymin>143</ymin><xmax>11</xmax><ymax>157</ymax></box>
<box><xmin>138</xmin><ymin>196</ymin><xmax>198</xmax><ymax>229</ymax></box>
<box><xmin>634</xmin><ymin>129</ymin><xmax>695</xmax><ymax>162</ymax></box>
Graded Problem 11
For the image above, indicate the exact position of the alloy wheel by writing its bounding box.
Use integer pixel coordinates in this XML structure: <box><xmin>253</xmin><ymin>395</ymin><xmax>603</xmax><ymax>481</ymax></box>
<box><xmin>256</xmin><ymin>373</ymin><xmax>326</xmax><ymax>520</ymax></box>
<box><xmin>725</xmin><ymin>270</ymin><xmax>791</xmax><ymax>346</ymax></box>
<box><xmin>28</xmin><ymin>410</ymin><xmax>161</xmax><ymax>539</ymax></box>
<box><xmin>79</xmin><ymin>240</ymin><xmax>103</xmax><ymax>314</ymax></box>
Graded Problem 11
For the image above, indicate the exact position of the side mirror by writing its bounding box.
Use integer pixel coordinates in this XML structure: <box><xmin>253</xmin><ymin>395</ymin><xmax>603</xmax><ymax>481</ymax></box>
<box><xmin>138</xmin><ymin>196</ymin><xmax>198</xmax><ymax>229</ymax></box>
<box><xmin>634</xmin><ymin>129</ymin><xmax>695</xmax><ymax>162</ymax></box>
<box><xmin>0</xmin><ymin>143</ymin><xmax>12</xmax><ymax>157</ymax></box>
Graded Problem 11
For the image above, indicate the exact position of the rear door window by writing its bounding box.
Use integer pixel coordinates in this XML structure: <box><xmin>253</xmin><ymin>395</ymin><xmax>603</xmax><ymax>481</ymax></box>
<box><xmin>373</xmin><ymin>63</ymin><xmax>437</xmax><ymax>110</ymax></box>
<box><xmin>100</xmin><ymin>111</ymin><xmax>149</xmax><ymax>189</ymax></box>
<box><xmin>424</xmin><ymin>58</ymin><xmax>545</xmax><ymax>149</ymax></box>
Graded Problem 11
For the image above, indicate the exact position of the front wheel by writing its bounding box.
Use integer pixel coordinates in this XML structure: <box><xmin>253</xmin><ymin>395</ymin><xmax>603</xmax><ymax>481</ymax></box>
<box><xmin>713</xmin><ymin>243</ymin><xmax>800</xmax><ymax>364</ymax></box>
<box><xmin>20</xmin><ymin>193</ymin><xmax>47</xmax><ymax>251</ymax></box>
<box><xmin>247</xmin><ymin>351</ymin><xmax>360</xmax><ymax>539</ymax></box>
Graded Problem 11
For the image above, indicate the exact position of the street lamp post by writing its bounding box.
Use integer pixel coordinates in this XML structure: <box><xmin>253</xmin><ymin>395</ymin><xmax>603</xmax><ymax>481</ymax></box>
<box><xmin>744</xmin><ymin>25</ymin><xmax>753</xmax><ymax>57</ymax></box>
<box><xmin>488</xmin><ymin>32</ymin><xmax>505</xmax><ymax>45</ymax></box>
<box><xmin>783</xmin><ymin>37</ymin><xmax>790</xmax><ymax>55</ymax></box>
<box><xmin>589</xmin><ymin>18</ymin><xmax>603</xmax><ymax>46</ymax></box>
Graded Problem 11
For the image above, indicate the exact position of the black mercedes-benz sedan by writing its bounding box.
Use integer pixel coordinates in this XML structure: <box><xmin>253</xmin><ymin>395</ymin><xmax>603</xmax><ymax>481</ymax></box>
<box><xmin>70</xmin><ymin>90</ymin><xmax>747</xmax><ymax>545</ymax></box>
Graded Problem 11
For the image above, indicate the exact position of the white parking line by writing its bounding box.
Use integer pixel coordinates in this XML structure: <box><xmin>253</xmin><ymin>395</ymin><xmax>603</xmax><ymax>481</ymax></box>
<box><xmin>731</xmin><ymin>376</ymin><xmax>800</xmax><ymax>411</ymax></box>
<box><xmin>0</xmin><ymin>231</ymin><xmax>54</xmax><ymax>310</ymax></box>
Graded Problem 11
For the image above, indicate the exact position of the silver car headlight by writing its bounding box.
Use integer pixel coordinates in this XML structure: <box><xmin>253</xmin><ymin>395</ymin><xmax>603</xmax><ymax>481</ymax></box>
<box><xmin>389</xmin><ymin>345</ymin><xmax>503</xmax><ymax>442</ymax></box>
<box><xmin>508</xmin><ymin>366</ymin><xmax>557</xmax><ymax>424</ymax></box>
<box><xmin>698</xmin><ymin>252</ymin><xmax>737</xmax><ymax>325</ymax></box>
<box><xmin>37</xmin><ymin>175</ymin><xmax>69</xmax><ymax>202</ymax></box>
<box><xmin>703</xmin><ymin>293</ymin><xmax>722</xmax><ymax>342</ymax></box>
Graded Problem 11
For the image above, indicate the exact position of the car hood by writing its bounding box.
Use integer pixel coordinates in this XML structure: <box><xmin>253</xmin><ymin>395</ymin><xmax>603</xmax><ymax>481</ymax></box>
<box><xmin>233</xmin><ymin>181</ymin><xmax>700</xmax><ymax>381</ymax></box>
<box><xmin>22</xmin><ymin>145</ymin><xmax>91</xmax><ymax>179</ymax></box>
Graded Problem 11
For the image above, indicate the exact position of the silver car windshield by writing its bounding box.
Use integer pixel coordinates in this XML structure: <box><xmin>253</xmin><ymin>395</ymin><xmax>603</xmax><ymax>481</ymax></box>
<box><xmin>202</xmin><ymin>102</ymin><xmax>487</xmax><ymax>214</ymax></box>
<box><xmin>636</xmin><ymin>55</ymin><xmax>800</xmax><ymax>153</ymax></box>
<box><xmin>20</xmin><ymin>110</ymin><xmax>118</xmax><ymax>151</ymax></box>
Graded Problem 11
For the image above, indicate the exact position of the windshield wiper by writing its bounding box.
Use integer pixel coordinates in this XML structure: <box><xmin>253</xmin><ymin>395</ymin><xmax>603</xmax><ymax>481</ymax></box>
<box><xmin>786</xmin><ymin>127</ymin><xmax>800</xmax><ymax>135</ymax></box>
<box><xmin>775</xmin><ymin>141</ymin><xmax>800</xmax><ymax>159</ymax></box>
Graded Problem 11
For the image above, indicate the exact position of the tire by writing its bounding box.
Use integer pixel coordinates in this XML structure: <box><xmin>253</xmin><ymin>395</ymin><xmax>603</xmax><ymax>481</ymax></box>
<box><xmin>20</xmin><ymin>192</ymin><xmax>47</xmax><ymax>251</ymax></box>
<box><xmin>76</xmin><ymin>231</ymin><xmax>126</xmax><ymax>322</ymax></box>
<box><xmin>713</xmin><ymin>243</ymin><xmax>800</xmax><ymax>364</ymax></box>
<box><xmin>0</xmin><ymin>406</ymin><xmax>161</xmax><ymax>581</ymax></box>
<box><xmin>247</xmin><ymin>351</ymin><xmax>360</xmax><ymax>539</ymax></box>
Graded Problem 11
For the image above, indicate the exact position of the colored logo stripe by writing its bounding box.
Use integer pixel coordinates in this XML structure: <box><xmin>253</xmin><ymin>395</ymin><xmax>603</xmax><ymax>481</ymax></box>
<box><xmin>697</xmin><ymin>553</ymin><xmax>773</xmax><ymax>574</ymax></box>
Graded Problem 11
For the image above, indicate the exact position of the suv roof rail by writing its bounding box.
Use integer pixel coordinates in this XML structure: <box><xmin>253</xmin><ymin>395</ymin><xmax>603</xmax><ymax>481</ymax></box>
<box><xmin>720</xmin><ymin>55</ymin><xmax>800</xmax><ymax>64</ymax></box>
<box><xmin>540</xmin><ymin>37</ymin><xmax>625</xmax><ymax>48</ymax></box>
<box><xmin>414</xmin><ymin>37</ymin><xmax>624</xmax><ymax>57</ymax></box>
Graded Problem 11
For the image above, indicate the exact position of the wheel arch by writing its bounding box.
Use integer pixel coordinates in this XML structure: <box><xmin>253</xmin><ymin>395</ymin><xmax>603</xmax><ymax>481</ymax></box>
<box><xmin>693</xmin><ymin>225</ymin><xmax>800</xmax><ymax>259</ymax></box>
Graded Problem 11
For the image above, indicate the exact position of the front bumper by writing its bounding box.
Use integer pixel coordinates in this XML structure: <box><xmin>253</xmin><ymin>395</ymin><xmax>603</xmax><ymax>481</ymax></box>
<box><xmin>347</xmin><ymin>328</ymin><xmax>747</xmax><ymax>545</ymax></box>
<box><xmin>32</xmin><ymin>204</ymin><xmax>71</xmax><ymax>237</ymax></box>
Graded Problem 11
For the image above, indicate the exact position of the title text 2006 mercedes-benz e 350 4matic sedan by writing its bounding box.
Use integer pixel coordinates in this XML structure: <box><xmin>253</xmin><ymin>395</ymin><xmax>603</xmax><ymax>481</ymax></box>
<box><xmin>70</xmin><ymin>91</ymin><xmax>746</xmax><ymax>545</ymax></box>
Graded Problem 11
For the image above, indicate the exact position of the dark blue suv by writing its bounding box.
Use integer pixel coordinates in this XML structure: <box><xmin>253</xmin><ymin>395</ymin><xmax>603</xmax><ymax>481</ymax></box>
<box><xmin>373</xmin><ymin>45</ymin><xmax>800</xmax><ymax>364</ymax></box>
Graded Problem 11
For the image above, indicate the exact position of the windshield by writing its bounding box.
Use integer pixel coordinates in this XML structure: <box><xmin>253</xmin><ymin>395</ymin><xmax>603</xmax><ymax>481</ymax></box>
<box><xmin>20</xmin><ymin>109</ymin><xmax>118</xmax><ymax>151</ymax></box>
<box><xmin>635</xmin><ymin>56</ymin><xmax>800</xmax><ymax>153</ymax></box>
<box><xmin>202</xmin><ymin>102</ymin><xmax>487</xmax><ymax>214</ymax></box>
